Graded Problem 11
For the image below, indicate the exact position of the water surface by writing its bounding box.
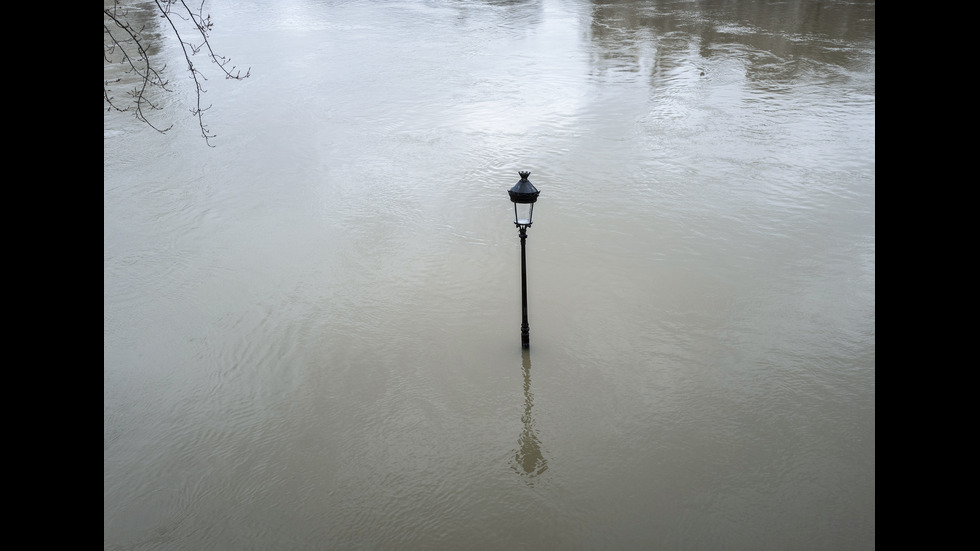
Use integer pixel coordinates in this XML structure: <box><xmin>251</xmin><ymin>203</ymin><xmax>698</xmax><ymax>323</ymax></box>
<box><xmin>104</xmin><ymin>1</ymin><xmax>875</xmax><ymax>549</ymax></box>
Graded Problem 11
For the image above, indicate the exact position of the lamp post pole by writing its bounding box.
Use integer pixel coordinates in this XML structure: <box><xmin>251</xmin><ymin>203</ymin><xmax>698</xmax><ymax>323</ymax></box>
<box><xmin>519</xmin><ymin>224</ymin><xmax>530</xmax><ymax>348</ymax></box>
<box><xmin>508</xmin><ymin>171</ymin><xmax>540</xmax><ymax>349</ymax></box>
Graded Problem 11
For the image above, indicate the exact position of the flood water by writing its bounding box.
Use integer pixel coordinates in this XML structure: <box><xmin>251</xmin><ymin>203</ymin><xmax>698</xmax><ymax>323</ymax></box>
<box><xmin>104</xmin><ymin>1</ymin><xmax>875</xmax><ymax>549</ymax></box>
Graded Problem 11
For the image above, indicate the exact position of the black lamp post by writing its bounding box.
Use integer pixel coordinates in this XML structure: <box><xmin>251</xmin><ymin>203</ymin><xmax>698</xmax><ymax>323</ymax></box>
<box><xmin>508</xmin><ymin>171</ymin><xmax>540</xmax><ymax>349</ymax></box>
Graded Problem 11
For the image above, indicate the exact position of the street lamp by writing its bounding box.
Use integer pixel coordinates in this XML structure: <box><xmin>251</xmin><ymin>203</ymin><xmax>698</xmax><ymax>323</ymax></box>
<box><xmin>508</xmin><ymin>171</ymin><xmax>540</xmax><ymax>349</ymax></box>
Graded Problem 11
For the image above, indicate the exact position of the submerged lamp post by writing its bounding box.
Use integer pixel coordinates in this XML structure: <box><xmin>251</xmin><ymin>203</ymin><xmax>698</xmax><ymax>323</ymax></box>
<box><xmin>509</xmin><ymin>171</ymin><xmax>540</xmax><ymax>349</ymax></box>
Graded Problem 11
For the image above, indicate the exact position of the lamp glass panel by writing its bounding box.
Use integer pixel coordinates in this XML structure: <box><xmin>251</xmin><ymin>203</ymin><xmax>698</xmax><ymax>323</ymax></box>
<box><xmin>514</xmin><ymin>202</ymin><xmax>533</xmax><ymax>225</ymax></box>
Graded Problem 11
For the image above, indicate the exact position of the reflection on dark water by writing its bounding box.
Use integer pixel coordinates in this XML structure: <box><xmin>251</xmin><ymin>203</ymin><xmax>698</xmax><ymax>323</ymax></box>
<box><xmin>588</xmin><ymin>0</ymin><xmax>875</xmax><ymax>84</ymax></box>
<box><xmin>511</xmin><ymin>349</ymin><xmax>548</xmax><ymax>483</ymax></box>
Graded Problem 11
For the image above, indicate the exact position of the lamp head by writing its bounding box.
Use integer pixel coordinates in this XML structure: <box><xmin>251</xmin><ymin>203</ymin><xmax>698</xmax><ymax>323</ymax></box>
<box><xmin>508</xmin><ymin>171</ymin><xmax>539</xmax><ymax>227</ymax></box>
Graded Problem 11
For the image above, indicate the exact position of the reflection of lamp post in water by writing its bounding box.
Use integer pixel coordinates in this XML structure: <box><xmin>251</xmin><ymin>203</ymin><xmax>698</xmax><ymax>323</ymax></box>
<box><xmin>511</xmin><ymin>349</ymin><xmax>547</xmax><ymax>483</ymax></box>
<box><xmin>508</xmin><ymin>171</ymin><xmax>539</xmax><ymax>349</ymax></box>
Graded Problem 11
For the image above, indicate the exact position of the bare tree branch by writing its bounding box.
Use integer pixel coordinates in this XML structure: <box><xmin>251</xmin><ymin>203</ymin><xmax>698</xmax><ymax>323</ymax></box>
<box><xmin>104</xmin><ymin>0</ymin><xmax>249</xmax><ymax>146</ymax></box>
